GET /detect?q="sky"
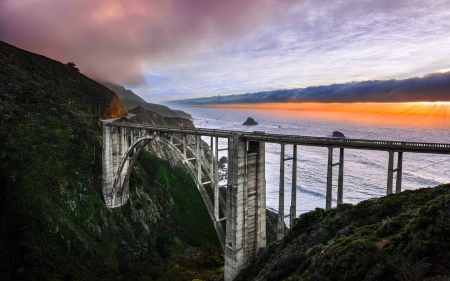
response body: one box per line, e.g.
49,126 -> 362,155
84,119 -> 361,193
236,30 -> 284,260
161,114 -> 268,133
1,0 -> 450,103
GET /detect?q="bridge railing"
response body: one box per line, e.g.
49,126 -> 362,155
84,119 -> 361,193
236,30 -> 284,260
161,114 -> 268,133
106,121 -> 450,153
242,132 -> 450,152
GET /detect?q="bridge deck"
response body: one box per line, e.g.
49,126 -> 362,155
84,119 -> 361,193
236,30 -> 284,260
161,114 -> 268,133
105,122 -> 450,154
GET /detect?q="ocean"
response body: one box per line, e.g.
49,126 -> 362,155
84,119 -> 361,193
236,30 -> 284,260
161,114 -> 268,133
170,105 -> 450,223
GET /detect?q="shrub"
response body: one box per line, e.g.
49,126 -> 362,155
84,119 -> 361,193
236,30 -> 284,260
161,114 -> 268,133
392,257 -> 431,281
134,201 -> 143,210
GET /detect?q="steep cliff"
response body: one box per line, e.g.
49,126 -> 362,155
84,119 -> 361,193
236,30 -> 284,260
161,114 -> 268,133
0,40 -> 222,280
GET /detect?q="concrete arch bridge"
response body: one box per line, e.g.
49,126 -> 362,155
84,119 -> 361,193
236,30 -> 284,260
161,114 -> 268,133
102,121 -> 450,281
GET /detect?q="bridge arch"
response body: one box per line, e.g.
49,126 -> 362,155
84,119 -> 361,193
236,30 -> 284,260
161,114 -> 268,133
109,135 -> 154,208
102,123 -> 226,248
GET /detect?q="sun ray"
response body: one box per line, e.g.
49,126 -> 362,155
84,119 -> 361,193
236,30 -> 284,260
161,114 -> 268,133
211,102 -> 450,128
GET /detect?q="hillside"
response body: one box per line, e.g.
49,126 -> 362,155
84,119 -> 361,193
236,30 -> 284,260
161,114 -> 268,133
235,184 -> 450,281
101,82 -> 192,119
127,106 -> 195,128
0,40 -> 222,280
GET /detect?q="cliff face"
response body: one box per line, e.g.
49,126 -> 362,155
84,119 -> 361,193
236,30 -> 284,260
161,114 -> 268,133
235,184 -> 450,281
0,41 -> 222,280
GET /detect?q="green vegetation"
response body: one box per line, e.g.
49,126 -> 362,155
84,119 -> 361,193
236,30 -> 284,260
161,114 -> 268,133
131,152 -> 219,247
0,40 -> 222,280
235,184 -> 450,281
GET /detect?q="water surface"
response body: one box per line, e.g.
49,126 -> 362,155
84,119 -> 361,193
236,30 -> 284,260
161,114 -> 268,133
171,104 -> 450,222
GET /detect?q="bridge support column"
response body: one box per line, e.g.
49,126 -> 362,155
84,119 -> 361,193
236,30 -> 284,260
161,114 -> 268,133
130,129 -> 134,149
395,152 -> 403,193
182,134 -> 186,159
214,137 -> 219,220
337,148 -> 344,205
326,147 -> 333,210
387,150 -> 394,195
112,127 -> 118,180
290,145 -> 297,228
196,135 -> 201,185
121,127 -> 130,199
225,134 -> 266,281
121,127 -> 131,206
326,147 -> 344,210
278,143 -> 285,240
116,127 -> 124,201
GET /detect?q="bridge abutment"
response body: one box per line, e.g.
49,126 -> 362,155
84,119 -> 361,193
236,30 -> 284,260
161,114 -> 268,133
102,125 -> 114,206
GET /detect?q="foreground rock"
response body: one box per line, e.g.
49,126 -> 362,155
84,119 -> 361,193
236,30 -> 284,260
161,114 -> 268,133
243,117 -> 258,125
332,131 -> 346,138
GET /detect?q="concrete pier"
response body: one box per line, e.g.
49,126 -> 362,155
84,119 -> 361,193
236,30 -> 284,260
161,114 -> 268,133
325,147 -> 345,210
278,143 -> 285,240
337,148 -> 344,205
224,134 -> 266,281
387,150 -> 395,195
396,152 -> 403,193
326,147 -> 334,210
214,137 -> 220,221
290,145 -> 297,228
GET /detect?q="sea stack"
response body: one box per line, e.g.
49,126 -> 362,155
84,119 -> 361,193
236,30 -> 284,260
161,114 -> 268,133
332,131 -> 346,138
243,117 -> 258,125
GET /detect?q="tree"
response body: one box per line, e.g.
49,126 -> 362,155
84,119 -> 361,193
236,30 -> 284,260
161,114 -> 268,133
65,62 -> 80,72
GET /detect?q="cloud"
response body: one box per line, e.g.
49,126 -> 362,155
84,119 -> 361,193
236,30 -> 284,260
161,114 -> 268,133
136,0 -> 450,102
166,71 -> 450,104
0,0 -> 293,85
2,0 -> 450,103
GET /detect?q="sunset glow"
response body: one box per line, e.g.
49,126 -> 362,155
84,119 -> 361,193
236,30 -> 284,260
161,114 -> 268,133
212,102 -> 450,127
2,1 -> 450,102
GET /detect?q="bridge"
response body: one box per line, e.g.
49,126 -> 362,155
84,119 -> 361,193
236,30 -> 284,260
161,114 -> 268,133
102,121 -> 450,281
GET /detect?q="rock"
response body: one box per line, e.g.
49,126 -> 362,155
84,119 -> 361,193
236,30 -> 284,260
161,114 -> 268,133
243,117 -> 258,125
332,131 -> 346,138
